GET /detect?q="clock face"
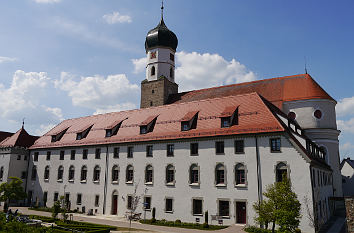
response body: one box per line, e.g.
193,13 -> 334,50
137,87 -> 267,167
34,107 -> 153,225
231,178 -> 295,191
150,51 -> 156,59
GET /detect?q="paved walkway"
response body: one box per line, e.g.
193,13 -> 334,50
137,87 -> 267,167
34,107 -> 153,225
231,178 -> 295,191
10,207 -> 246,233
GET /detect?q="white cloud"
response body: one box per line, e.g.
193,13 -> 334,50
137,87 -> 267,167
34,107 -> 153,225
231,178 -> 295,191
94,103 -> 136,115
55,72 -> 139,113
0,56 -> 17,63
103,12 -> 132,24
336,96 -> 354,117
132,57 -> 147,74
337,118 -> 354,134
34,0 -> 61,3
0,70 -> 63,130
132,51 -> 257,92
35,124 -> 57,136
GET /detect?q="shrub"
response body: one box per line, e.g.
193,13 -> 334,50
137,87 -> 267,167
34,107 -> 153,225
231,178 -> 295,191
175,219 -> 181,225
245,226 -> 272,233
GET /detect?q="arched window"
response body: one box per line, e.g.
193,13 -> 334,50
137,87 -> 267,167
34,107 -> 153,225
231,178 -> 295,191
235,163 -> 246,185
151,66 -> 156,76
112,165 -> 119,183
68,166 -> 75,181
170,67 -> 173,79
44,166 -> 50,180
166,164 -> 175,184
31,166 -> 37,181
126,165 -> 134,183
189,164 -> 199,185
93,166 -> 101,182
80,166 -> 87,182
145,165 -> 153,184
320,146 -> 328,163
0,167 -> 4,181
57,166 -> 64,181
276,162 -> 288,182
215,163 -> 226,185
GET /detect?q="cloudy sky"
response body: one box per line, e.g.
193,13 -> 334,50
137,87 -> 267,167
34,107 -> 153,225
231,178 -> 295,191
0,0 -> 354,159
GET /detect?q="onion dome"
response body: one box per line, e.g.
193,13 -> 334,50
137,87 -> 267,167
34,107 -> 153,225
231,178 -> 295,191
145,17 -> 178,53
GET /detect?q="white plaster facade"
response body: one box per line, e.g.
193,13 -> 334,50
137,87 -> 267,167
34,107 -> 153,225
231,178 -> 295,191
146,47 -> 175,83
341,159 -> 354,196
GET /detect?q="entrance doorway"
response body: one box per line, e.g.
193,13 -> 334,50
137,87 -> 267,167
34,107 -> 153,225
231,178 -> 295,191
236,202 -> 247,224
112,191 -> 118,215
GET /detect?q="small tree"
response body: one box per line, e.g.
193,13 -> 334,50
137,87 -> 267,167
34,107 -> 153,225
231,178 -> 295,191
52,200 -> 61,219
128,182 -> 142,231
0,177 -> 27,212
60,196 -> 68,221
254,177 -> 301,233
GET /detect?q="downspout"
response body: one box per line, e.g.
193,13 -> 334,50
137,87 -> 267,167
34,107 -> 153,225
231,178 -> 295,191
255,135 -> 263,202
103,146 -> 109,215
24,149 -> 31,205
309,165 -> 317,231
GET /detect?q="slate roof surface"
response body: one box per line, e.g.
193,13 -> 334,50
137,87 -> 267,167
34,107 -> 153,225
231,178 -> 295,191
167,74 -> 335,109
31,92 -> 285,149
0,127 -> 39,148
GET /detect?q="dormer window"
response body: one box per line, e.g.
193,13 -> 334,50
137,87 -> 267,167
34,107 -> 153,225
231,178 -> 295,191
76,125 -> 93,140
181,111 -> 199,131
51,128 -> 69,142
140,115 -> 158,134
219,106 -> 239,128
105,120 -> 123,138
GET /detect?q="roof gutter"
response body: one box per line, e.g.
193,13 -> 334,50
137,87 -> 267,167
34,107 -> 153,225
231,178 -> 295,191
103,146 -> 109,215
255,135 -> 263,203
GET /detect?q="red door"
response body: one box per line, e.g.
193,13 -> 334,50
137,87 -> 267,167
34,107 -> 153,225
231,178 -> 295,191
236,202 -> 246,224
112,195 -> 118,215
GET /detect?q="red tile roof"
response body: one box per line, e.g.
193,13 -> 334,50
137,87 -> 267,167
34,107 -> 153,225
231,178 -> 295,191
0,127 -> 39,148
0,131 -> 14,143
168,74 -> 335,109
31,92 -> 285,149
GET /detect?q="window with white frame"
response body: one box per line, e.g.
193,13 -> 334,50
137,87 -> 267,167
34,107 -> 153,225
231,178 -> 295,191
57,166 -> 64,181
126,165 -> 134,183
166,164 -> 175,184
68,166 -> 75,181
165,198 -> 173,212
218,200 -> 230,217
81,166 -> 87,182
44,166 -> 50,180
93,166 -> 100,182
189,164 -> 199,185
192,199 -> 203,215
276,162 -> 288,182
112,165 -> 119,183
235,163 -> 246,185
31,166 -> 37,181
145,165 -> 153,184
215,163 -> 226,185
0,167 -> 3,181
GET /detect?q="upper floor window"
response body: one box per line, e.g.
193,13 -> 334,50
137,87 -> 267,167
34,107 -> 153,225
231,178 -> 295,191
51,128 -> 68,143
181,111 -> 198,131
220,106 -> 239,128
170,67 -> 174,79
215,141 -> 225,154
31,166 -> 37,181
127,146 -> 134,158
95,148 -> 101,159
270,138 -> 281,152
113,147 -> 120,159
215,164 -> 226,185
235,140 -> 245,154
145,165 -> 153,184
0,167 -> 4,181
57,166 -> 64,181
190,143 -> 198,156
46,151 -> 51,161
68,166 -> 75,181
167,144 -> 174,157
105,121 -> 122,137
146,145 -> 153,157
166,164 -> 175,185
34,152 -> 39,162
76,125 -> 93,140
151,66 -> 156,76
126,165 -> 134,183
60,151 -> 65,160
71,150 -> 76,160
112,165 -> 119,183
189,164 -> 199,185
44,166 -> 50,180
140,116 -> 158,134
235,163 -> 246,185
93,166 -> 101,182
82,149 -> 88,160
276,162 -> 288,182
81,166 -> 87,182
170,53 -> 175,61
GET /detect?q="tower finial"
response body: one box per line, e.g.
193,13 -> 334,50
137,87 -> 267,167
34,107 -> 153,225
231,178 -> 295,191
304,56 -> 308,74
22,118 -> 25,129
161,0 -> 164,19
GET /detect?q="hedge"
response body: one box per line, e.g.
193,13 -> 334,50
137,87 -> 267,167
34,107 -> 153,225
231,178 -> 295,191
140,219 -> 227,230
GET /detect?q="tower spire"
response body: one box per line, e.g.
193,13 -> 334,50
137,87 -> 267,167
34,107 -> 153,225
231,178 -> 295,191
161,0 -> 164,19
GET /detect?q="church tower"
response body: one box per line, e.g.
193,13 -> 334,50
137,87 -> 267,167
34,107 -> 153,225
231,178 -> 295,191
140,3 -> 178,109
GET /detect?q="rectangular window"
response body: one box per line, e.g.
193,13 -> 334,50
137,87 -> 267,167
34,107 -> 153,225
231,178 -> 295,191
193,199 -> 203,215
34,152 -> 39,161
54,192 -> 59,202
83,149 -> 88,160
113,147 -> 119,158
146,145 -> 153,157
127,146 -> 134,158
190,143 -> 198,156
167,144 -> 174,157
170,53 -> 175,62
95,195 -> 99,207
127,195 -> 133,210
60,151 -> 65,160
181,122 -> 189,131
140,126 -> 148,134
43,192 -> 48,206
236,169 -> 246,185
17,155 -> 21,160
144,196 -> 151,210
71,150 -> 76,160
235,140 -> 244,154
221,117 -> 231,128
215,141 -> 224,154
165,198 -> 173,212
21,171 -> 27,179
270,138 -> 281,152
77,194 -> 82,205
218,200 -> 230,217
46,151 -> 51,161
95,148 -> 101,159
24,155 -> 27,161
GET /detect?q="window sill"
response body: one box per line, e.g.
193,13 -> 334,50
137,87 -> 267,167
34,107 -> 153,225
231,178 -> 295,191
77,203 -> 82,205
68,180 -> 74,183
216,184 -> 227,187
165,210 -> 174,214
57,179 -> 63,183
190,154 -> 199,156
235,184 -> 247,188
80,180 -> 87,183
189,183 -> 200,187
193,214 -> 203,217
44,179 -> 49,182
235,152 -> 245,154
167,154 -> 174,157
145,182 -> 153,185
112,181 -> 119,184
144,208 -> 151,212
93,180 -> 100,184
220,216 -> 231,219
126,181 -> 133,184
166,182 -> 175,186
270,150 -> 281,153
216,153 -> 225,155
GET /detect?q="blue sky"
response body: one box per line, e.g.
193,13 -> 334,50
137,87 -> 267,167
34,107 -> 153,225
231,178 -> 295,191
0,0 -> 353,159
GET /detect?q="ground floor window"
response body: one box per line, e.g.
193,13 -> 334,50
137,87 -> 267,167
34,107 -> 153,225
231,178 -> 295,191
144,196 -> 151,210
218,200 -> 230,217
95,195 -> 99,207
127,195 -> 133,210
192,199 -> 203,215
165,198 -> 173,212
77,194 -> 82,205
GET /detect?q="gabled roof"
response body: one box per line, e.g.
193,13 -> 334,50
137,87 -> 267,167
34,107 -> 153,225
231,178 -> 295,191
168,74 -> 335,109
30,92 -> 285,149
0,131 -> 14,143
341,158 -> 354,170
0,127 -> 38,148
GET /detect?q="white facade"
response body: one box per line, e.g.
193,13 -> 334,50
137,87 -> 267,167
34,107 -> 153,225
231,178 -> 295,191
146,47 -> 175,83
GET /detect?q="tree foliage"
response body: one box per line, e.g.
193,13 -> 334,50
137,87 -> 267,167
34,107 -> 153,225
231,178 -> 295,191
253,178 -> 301,233
0,177 -> 27,204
